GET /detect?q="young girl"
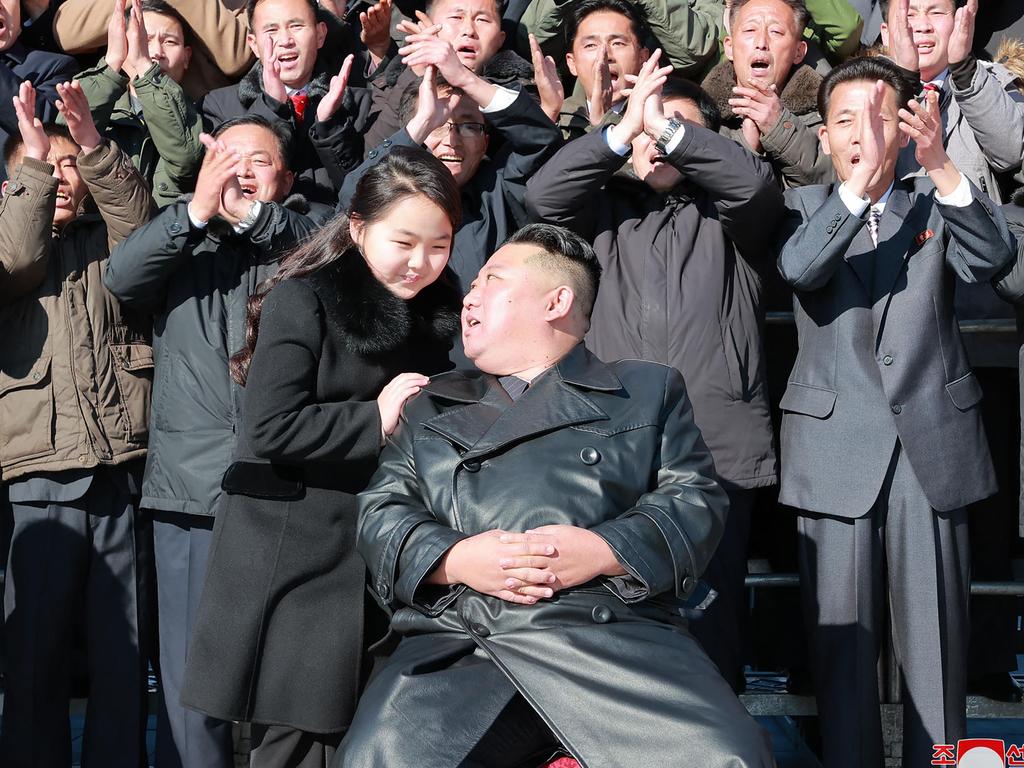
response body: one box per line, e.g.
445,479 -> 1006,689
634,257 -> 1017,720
181,147 -> 462,767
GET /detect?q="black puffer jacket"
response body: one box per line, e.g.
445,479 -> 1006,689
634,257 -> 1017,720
104,195 -> 332,517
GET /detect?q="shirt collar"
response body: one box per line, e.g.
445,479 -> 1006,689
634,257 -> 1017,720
872,182 -> 896,214
926,68 -> 949,90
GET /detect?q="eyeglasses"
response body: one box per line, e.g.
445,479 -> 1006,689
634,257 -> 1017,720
431,121 -> 487,139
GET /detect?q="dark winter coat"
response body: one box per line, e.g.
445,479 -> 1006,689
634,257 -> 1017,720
103,196 -> 332,517
526,126 -> 783,489
180,252 -> 460,733
343,345 -> 772,767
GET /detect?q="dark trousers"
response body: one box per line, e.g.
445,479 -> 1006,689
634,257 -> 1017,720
250,725 -> 344,768
0,465 -> 151,768
797,442 -> 970,768
152,511 -> 234,768
688,486 -> 755,693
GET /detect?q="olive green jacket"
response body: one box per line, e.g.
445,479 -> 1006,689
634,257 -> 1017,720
72,60 -> 203,206
0,141 -> 153,480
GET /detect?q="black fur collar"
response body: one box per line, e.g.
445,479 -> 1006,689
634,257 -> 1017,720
702,60 -> 822,120
237,58 -> 334,108
305,249 -> 462,356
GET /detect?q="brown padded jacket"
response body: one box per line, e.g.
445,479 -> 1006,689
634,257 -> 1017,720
0,141 -> 153,480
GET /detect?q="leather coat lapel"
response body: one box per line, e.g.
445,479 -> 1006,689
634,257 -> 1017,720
421,346 -> 620,458
421,375 -> 510,452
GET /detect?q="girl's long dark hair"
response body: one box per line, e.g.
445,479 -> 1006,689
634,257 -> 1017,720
230,146 -> 462,385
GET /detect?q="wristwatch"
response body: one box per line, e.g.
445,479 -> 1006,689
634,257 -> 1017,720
655,118 -> 683,154
235,201 -> 263,233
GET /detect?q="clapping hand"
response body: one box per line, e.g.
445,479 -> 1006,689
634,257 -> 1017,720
316,54 -> 354,123
360,0 -> 393,66
406,65 -> 452,143
260,35 -> 288,104
587,43 -> 613,126
190,134 -> 244,224
55,81 -> 102,153
12,81 -> 49,163
947,0 -> 977,65
529,32 -> 563,124
885,0 -> 919,73
729,79 -> 783,153
845,79 -> 888,200
125,1 -> 153,79
610,49 -> 673,147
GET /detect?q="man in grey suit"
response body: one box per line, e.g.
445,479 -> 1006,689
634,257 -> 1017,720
777,55 -> 1014,768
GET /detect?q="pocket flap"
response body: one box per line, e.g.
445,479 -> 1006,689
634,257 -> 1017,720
110,343 -> 155,372
0,353 -> 52,396
945,372 -> 983,411
779,382 -> 838,419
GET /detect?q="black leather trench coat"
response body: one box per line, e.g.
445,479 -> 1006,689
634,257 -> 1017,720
342,345 -> 774,767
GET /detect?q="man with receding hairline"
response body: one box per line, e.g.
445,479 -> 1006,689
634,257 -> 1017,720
338,223 -> 773,768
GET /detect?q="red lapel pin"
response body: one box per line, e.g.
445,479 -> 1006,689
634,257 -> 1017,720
915,229 -> 935,246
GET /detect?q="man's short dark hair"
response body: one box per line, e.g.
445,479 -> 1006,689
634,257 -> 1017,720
817,55 -> 917,122
246,0 -> 321,30
211,115 -> 293,165
425,0 -> 501,19
506,224 -> 603,321
566,0 -> 650,51
729,0 -> 810,36
4,124 -> 76,174
662,78 -> 722,132
138,0 -> 193,46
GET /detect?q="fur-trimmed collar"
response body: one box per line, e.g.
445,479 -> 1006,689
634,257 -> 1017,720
702,60 -> 822,121
305,250 -> 462,356
237,58 -> 334,108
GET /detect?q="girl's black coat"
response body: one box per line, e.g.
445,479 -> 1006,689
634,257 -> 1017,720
180,252 -> 460,732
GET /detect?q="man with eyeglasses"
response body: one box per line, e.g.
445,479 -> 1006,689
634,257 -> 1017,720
337,48 -> 561,365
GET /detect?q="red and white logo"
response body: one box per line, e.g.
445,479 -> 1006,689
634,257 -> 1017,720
933,740 -> 1011,766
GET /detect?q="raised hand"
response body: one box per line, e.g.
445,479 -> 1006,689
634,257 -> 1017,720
398,27 -> 466,86
587,43 -> 613,126
125,1 -> 153,79
529,32 -> 563,124
316,54 -> 355,123
105,0 -> 129,74
406,66 -> 451,143
260,35 -> 288,104
190,134 -> 242,223
55,81 -> 102,153
360,0 -> 393,65
729,79 -> 783,152
610,48 -> 672,147
899,89 -> 946,169
395,9 -> 434,38
12,81 -> 49,162
846,79 -> 888,200
885,0 -> 919,73
947,0 -> 977,64
377,372 -> 429,436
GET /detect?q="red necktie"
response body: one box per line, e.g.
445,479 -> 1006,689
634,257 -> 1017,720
289,92 -> 308,122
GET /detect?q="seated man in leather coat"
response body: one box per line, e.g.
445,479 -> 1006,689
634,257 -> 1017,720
337,224 -> 774,768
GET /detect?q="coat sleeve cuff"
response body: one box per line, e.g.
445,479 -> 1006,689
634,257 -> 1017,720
393,522 -> 469,614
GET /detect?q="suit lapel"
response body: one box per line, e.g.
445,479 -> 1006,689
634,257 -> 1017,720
872,188 -> 916,299
845,219 -> 876,294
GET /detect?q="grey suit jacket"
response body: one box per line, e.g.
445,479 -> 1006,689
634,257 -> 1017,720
776,180 -> 1013,518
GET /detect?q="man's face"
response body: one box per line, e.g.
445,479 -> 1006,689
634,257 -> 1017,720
431,0 -> 505,72
215,123 -> 294,203
349,193 -> 453,299
462,243 -> 560,374
247,0 -> 327,89
631,97 -> 705,193
0,0 -> 21,52
566,10 -> 648,105
725,0 -> 807,88
881,0 -> 955,82
5,137 -> 90,229
819,80 -> 906,184
143,11 -> 192,84
424,93 -> 488,188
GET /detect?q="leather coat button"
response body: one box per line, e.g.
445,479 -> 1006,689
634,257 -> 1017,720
463,459 -> 481,472
591,605 -> 612,623
681,576 -> 697,594
168,222 -> 182,234
471,622 -> 490,637
580,447 -> 600,465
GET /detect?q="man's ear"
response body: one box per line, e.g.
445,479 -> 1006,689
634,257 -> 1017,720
1,180 -> 8,196
724,36 -> 735,63
818,124 -> 832,155
794,39 -> 807,65
544,285 -> 576,322
899,129 -> 911,149
182,45 -> 193,72
315,21 -> 328,50
247,33 -> 261,61
566,51 -> 578,78
880,23 -> 890,48
281,169 -> 295,197
639,46 -> 650,65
